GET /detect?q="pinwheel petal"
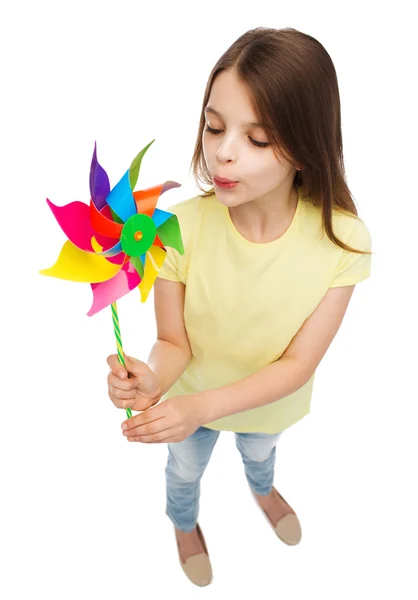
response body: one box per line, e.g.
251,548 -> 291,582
160,180 -> 181,196
129,140 -> 155,190
105,170 -> 136,222
133,181 -> 181,218
105,251 -> 128,265
100,204 -> 124,226
46,198 -> 121,255
91,236 -> 128,265
46,199 -> 95,251
87,262 -> 141,316
90,142 -> 110,211
130,255 -> 144,279
90,236 -> 122,257
90,199 -> 123,239
153,234 -> 165,249
156,214 -> 184,254
39,240 -> 124,282
138,245 -> 167,302
152,208 -> 173,228
133,185 -> 162,217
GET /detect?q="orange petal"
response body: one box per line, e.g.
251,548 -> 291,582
133,184 -> 163,217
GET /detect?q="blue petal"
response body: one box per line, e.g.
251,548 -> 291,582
152,208 -> 172,228
105,170 -> 137,222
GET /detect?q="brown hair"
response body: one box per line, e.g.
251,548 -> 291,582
190,27 -> 372,256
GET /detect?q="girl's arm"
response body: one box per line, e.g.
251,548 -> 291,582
197,355 -> 309,423
148,277 -> 192,398
147,339 -> 191,398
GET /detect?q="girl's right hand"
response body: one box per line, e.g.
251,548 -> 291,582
107,354 -> 162,412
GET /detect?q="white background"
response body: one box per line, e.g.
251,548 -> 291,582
1,0 -> 417,597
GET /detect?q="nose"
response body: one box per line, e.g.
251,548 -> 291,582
215,136 -> 237,164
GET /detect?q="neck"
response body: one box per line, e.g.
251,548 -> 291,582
228,185 -> 299,244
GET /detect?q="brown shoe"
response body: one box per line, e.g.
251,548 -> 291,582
254,486 -> 302,546
175,523 -> 213,586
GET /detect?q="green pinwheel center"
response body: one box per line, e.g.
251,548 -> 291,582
120,213 -> 156,257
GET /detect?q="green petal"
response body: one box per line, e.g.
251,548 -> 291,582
129,140 -> 155,190
157,215 -> 184,255
130,256 -> 144,279
109,206 -> 124,224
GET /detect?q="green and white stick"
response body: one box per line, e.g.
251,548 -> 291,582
111,301 -> 132,419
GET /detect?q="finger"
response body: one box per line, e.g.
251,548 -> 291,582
107,354 -> 120,370
123,418 -> 168,437
109,384 -> 136,400
109,393 -> 134,410
131,398 -> 157,411
108,372 -> 137,392
123,420 -> 180,442
126,426 -> 179,443
107,355 -> 127,379
124,356 -> 152,379
122,412 -> 166,434
122,402 -> 165,430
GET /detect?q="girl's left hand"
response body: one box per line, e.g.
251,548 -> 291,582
120,394 -> 205,443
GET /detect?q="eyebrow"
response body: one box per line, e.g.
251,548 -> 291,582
204,106 -> 269,129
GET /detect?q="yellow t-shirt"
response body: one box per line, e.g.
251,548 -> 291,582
156,189 -> 372,433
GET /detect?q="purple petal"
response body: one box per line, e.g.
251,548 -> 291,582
90,142 -> 110,211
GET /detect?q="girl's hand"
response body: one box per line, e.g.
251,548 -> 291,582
120,394 -> 204,443
107,354 -> 162,412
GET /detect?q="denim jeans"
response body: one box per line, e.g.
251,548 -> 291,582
165,425 -> 283,532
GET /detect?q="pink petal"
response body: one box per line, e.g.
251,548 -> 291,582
87,262 -> 141,316
46,199 -> 119,252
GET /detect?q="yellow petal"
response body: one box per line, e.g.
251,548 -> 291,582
91,236 -> 103,252
40,240 -> 122,283
138,245 -> 167,302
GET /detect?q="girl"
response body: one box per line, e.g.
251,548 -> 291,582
107,26 -> 372,587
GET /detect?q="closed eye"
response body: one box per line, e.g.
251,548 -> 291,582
204,125 -> 270,148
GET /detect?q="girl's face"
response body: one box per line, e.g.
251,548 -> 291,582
202,68 -> 298,207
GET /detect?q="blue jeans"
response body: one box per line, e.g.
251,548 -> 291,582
165,425 -> 283,532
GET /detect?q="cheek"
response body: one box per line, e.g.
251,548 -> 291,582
246,155 -> 283,186
201,134 -> 212,163
202,132 -> 216,155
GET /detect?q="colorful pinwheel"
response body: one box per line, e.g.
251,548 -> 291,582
40,140 -> 184,418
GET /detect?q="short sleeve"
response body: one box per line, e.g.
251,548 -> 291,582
158,244 -> 183,282
329,218 -> 372,287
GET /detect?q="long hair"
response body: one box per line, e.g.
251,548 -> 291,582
190,27 -> 372,255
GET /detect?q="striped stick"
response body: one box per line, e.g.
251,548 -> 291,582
111,301 -> 132,419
